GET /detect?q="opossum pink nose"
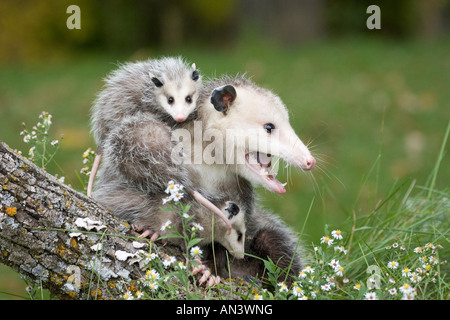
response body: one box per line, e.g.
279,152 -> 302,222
175,115 -> 187,122
304,156 -> 316,170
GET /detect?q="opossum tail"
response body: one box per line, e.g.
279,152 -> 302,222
192,190 -> 232,235
87,150 -> 102,197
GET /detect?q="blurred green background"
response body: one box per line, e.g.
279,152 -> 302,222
0,0 -> 449,299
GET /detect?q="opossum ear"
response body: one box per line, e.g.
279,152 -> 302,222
210,85 -> 237,114
225,202 -> 240,220
191,63 -> 199,81
192,70 -> 199,81
151,76 -> 164,88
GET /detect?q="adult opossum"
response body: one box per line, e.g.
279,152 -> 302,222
180,75 -> 315,282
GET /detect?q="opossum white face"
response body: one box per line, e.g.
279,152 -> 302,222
216,201 -> 246,259
208,83 -> 315,194
150,64 -> 200,122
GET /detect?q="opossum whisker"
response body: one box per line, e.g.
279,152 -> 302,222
307,170 -> 323,199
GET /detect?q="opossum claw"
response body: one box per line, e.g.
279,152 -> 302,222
138,229 -> 154,238
191,257 -> 219,287
192,191 -> 232,235
150,232 -> 159,242
199,269 -> 211,284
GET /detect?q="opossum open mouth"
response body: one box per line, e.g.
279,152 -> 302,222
245,152 -> 287,194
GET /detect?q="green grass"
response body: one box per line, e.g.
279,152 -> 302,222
0,37 -> 449,299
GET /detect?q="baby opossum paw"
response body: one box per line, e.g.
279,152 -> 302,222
191,257 -> 221,287
132,224 -> 160,242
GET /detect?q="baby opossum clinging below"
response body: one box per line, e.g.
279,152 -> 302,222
94,177 -> 252,262
89,56 -> 231,230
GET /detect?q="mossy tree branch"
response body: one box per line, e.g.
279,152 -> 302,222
0,141 -> 184,300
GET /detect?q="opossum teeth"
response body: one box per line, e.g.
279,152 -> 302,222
282,182 -> 287,187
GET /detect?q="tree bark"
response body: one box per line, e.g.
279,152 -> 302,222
0,141 -> 184,300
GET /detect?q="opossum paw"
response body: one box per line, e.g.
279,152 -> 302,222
132,224 -> 161,242
191,257 -> 221,287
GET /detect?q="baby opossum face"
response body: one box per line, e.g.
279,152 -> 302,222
151,66 -> 200,122
216,201 -> 246,259
208,82 -> 316,194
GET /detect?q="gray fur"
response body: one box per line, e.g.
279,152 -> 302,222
95,113 -> 195,195
95,166 -> 254,256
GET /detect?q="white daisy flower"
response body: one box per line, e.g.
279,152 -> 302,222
328,259 -> 340,270
331,229 -> 343,240
399,283 -> 414,295
387,261 -> 399,269
192,222 -> 204,231
402,293 -> 415,300
321,284 -> 332,291
291,286 -> 304,297
302,266 -> 315,273
190,246 -> 203,257
364,292 -> 377,300
123,291 -> 134,300
409,273 -> 422,283
320,236 -> 334,246
160,220 -> 172,231
402,268 -> 412,277
162,256 -> 176,268
278,282 -> 288,293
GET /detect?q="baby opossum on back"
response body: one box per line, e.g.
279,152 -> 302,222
91,56 -> 200,148
88,56 -> 201,197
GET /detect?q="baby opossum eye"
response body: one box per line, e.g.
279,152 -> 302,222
168,97 -> 174,104
185,96 -> 192,103
264,123 -> 275,134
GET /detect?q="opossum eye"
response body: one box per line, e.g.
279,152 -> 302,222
237,232 -> 243,242
264,123 -> 275,133
168,97 -> 174,104
185,96 -> 192,103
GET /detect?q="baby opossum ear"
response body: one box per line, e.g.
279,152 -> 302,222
192,70 -> 199,81
210,85 -> 237,114
225,202 -> 240,219
191,63 -> 199,81
150,75 -> 164,88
